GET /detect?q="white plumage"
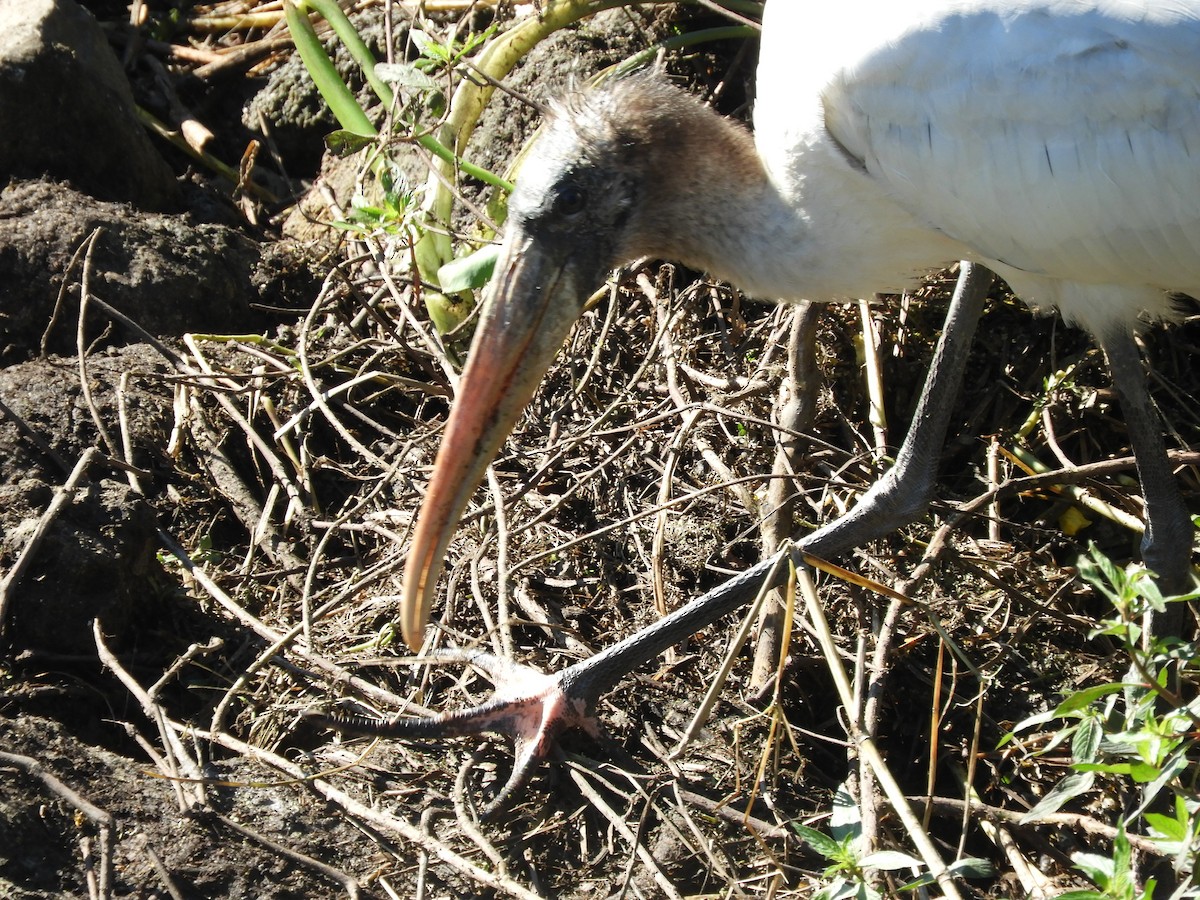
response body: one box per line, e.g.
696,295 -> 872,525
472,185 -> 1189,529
755,0 -> 1200,327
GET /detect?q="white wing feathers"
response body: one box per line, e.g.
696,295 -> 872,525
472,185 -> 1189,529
820,2 -> 1200,292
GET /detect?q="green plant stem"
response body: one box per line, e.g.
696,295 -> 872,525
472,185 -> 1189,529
286,0 -> 510,194
313,0 -> 527,189
300,0 -> 396,108
282,0 -> 376,137
418,0 -> 673,278
414,133 -> 513,192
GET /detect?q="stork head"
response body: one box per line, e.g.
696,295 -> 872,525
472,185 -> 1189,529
399,75 -> 759,649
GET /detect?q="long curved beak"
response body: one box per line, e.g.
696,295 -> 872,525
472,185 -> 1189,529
399,233 -> 597,650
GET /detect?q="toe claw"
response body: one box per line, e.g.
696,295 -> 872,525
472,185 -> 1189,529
315,648 -> 600,817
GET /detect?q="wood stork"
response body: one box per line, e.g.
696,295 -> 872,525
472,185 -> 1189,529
325,0 -> 1198,815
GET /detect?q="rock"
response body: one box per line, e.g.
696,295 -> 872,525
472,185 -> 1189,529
1,477 -> 166,656
0,346 -> 173,654
0,180 -> 269,364
0,0 -> 178,210
0,346 -> 173,492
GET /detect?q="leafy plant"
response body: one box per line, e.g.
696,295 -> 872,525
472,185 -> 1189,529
281,0 -> 512,333
281,0 -> 759,334
1057,828 -> 1157,900
1004,545 -> 1199,895
331,165 -> 420,245
792,783 -> 989,899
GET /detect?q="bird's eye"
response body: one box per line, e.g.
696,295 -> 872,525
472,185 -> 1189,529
554,184 -> 587,216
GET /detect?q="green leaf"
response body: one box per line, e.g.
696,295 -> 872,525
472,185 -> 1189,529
1075,762 -> 1138,775
1054,683 -> 1128,715
1127,760 -> 1165,783
438,244 -> 500,293
897,873 -> 935,892
1079,543 -> 1127,603
792,824 -> 844,861
899,856 -> 995,892
373,62 -> 441,92
409,28 -> 440,58
946,857 -> 994,879
1070,850 -> 1115,885
1128,745 -> 1190,818
1003,707 -> 1058,742
1143,812 -> 1187,842
1136,572 -> 1167,611
814,877 -> 858,900
1071,714 -> 1102,763
859,850 -> 921,871
1021,772 -> 1095,822
324,129 -> 377,157
1111,828 -> 1133,886
830,782 -> 862,843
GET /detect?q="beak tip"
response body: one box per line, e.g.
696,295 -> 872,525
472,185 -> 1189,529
399,594 -> 427,652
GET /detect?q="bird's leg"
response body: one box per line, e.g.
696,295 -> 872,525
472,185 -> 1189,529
799,262 -> 994,560
313,265 -> 998,818
546,264 -> 997,699
1094,326 -> 1194,634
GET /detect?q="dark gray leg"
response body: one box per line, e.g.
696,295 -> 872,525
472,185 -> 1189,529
1095,326 -> 1193,621
801,262 -> 994,559
574,262 -> 996,691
